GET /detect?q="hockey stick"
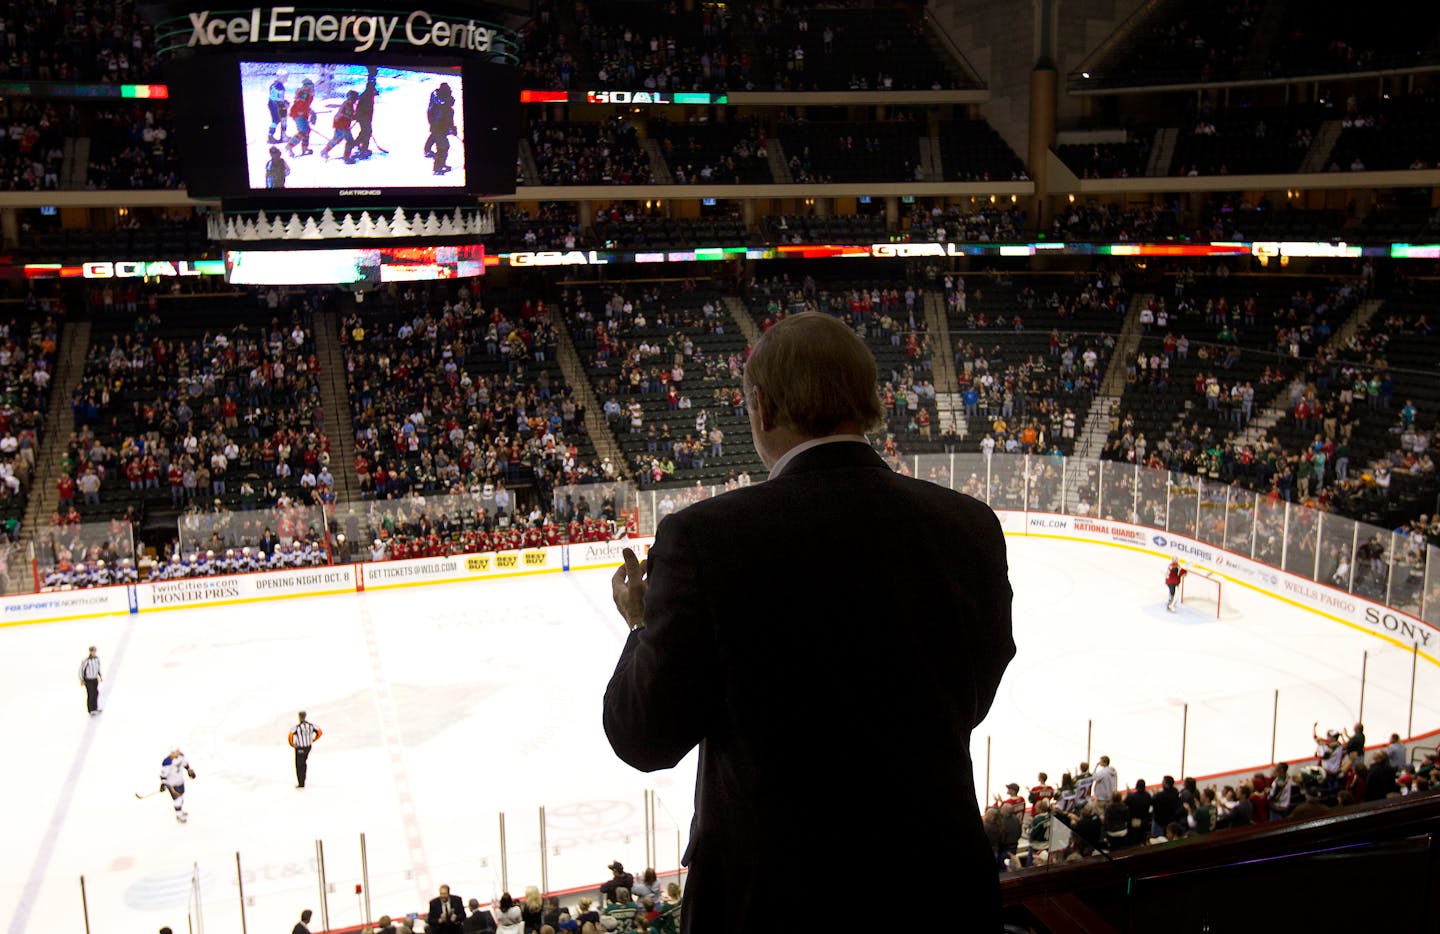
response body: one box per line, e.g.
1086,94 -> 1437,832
135,789 -> 165,799
361,128 -> 388,155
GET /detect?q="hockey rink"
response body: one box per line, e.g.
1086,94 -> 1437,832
3,535 -> 1439,934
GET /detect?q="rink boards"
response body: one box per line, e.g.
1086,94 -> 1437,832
0,538 -> 652,627
4,516 -> 1437,658
997,510 -> 1438,656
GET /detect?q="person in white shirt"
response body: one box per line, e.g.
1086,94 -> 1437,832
158,748 -> 196,822
1092,755 -> 1118,803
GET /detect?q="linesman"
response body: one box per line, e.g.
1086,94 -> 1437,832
79,646 -> 102,715
289,711 -> 322,788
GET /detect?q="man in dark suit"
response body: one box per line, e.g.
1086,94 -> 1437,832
605,312 -> 1015,933
427,884 -> 465,934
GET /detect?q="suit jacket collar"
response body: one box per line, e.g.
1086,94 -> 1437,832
770,438 -> 886,478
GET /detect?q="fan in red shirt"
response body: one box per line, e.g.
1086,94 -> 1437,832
1029,773 -> 1056,811
1165,559 -> 1187,613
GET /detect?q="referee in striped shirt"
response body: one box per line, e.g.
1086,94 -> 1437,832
288,711 -> 322,788
79,646 -> 102,715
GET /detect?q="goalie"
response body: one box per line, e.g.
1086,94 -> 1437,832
1164,558 -> 1187,613
159,747 -> 197,823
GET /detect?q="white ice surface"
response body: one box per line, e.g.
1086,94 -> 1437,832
3,536 -> 1437,934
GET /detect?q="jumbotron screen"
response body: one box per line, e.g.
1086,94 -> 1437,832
240,60 -> 466,190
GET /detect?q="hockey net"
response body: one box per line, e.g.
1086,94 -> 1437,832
1179,566 -> 1223,618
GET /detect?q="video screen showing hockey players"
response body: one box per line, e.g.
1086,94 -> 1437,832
239,60 -> 466,191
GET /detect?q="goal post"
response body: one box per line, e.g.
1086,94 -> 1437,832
1179,566 -> 1223,618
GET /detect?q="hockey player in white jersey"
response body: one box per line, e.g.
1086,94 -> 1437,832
159,748 -> 196,822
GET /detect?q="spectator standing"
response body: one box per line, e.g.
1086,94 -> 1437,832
292,910 -> 313,934
1386,733 -> 1407,771
600,861 -> 633,902
1366,749 -> 1399,801
1092,755 -> 1118,803
495,894 -> 523,934
1151,775 -> 1180,836
428,885 -> 466,934
604,312 -> 1014,931
462,899 -> 495,933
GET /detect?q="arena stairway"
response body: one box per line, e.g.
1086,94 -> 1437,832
923,289 -> 965,437
1234,295 -> 1385,448
21,320 -> 90,541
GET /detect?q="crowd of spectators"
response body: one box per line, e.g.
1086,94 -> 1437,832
342,282 -> 606,505
571,283 -> 752,487
1081,1 -> 1262,88
908,204 -> 1026,242
496,203 -> 585,253
987,725 -> 1436,871
527,117 -> 654,187
778,112 -> 923,184
1051,203 -> 1182,242
1269,0 -> 1440,78
0,309 -> 62,524
0,0 -> 160,83
336,488 -> 630,565
746,272 -> 940,462
950,271 -> 1127,458
85,104 -> 181,190
1056,138 -> 1152,179
65,298 -> 332,522
0,100 -> 68,191
1096,272 -> 1421,529
653,117 -> 772,185
575,2 -> 747,93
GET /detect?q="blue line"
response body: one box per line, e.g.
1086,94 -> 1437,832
6,611 -> 139,934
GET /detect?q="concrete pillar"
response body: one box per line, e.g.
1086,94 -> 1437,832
0,209 -> 18,251
814,197 -> 831,219
885,196 -> 899,231
1027,64 -> 1057,234
579,200 -> 594,233
743,199 -> 756,229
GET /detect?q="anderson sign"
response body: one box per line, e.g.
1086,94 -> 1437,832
184,7 -> 498,54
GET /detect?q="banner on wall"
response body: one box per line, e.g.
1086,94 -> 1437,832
0,587 -> 131,625
139,564 -> 357,610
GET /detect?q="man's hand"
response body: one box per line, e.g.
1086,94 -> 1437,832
611,547 -> 648,631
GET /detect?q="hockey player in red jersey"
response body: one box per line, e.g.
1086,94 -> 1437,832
286,78 -> 317,157
1165,559 -> 1187,612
